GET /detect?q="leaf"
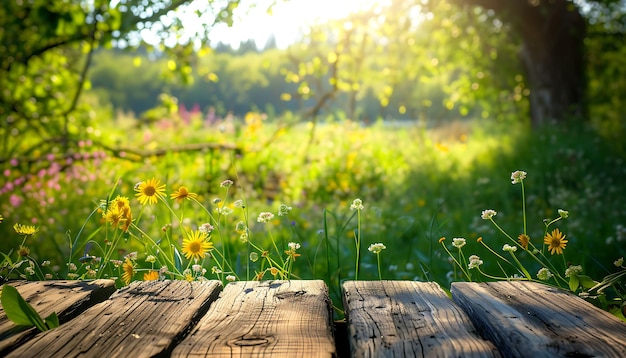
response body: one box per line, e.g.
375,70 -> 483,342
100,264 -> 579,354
1,285 -> 46,331
569,275 -> 580,292
44,312 -> 60,330
173,245 -> 183,273
578,275 -> 599,290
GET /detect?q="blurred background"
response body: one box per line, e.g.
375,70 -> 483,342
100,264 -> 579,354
1,0 -> 625,295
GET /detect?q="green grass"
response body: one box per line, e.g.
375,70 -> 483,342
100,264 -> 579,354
1,114 -> 625,317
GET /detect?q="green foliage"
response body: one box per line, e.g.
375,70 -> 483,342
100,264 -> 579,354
1,285 -> 59,332
0,0 -> 240,167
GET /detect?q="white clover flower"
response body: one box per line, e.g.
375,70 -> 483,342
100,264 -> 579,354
25,266 -> 35,275
199,223 -> 215,234
110,259 -> 123,268
481,209 -> 497,220
288,242 -> 301,251
614,257 -> 624,267
234,199 -> 245,208
502,244 -> 518,253
565,265 -> 583,278
44,273 -> 53,279
537,267 -> 553,281
226,275 -> 236,282
67,273 -> 79,279
468,255 -> 483,270
41,260 -> 50,267
145,255 -> 156,264
368,243 -> 386,254
511,170 -> 527,184
257,212 -> 275,223
350,198 -> 364,211
452,238 -> 466,249
192,264 -> 203,273
217,207 -> 233,216
558,209 -> 569,219
68,262 -> 77,272
278,204 -> 292,216
220,179 -> 233,188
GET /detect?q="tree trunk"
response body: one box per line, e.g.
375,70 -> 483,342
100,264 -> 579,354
452,0 -> 587,126
516,1 -> 587,126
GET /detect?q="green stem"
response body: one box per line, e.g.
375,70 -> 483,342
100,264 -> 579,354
355,209 -> 361,280
521,180 -> 527,235
376,253 -> 382,280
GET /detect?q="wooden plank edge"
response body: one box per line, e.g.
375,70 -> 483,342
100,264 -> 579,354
0,279 -> 116,356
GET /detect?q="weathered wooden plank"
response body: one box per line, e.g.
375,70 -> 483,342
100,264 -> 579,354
5,280 -> 222,358
342,280 -> 500,357
172,280 -> 336,357
451,281 -> 626,357
0,280 -> 116,355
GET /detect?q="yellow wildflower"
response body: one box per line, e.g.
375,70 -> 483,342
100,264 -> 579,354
544,228 -> 568,255
134,178 -> 166,205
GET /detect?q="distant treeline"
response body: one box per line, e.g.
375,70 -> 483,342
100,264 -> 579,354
87,43 -> 462,122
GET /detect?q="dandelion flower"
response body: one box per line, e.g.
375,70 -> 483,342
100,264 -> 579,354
122,258 -> 135,285
537,267 -> 553,281
368,243 -> 386,254
182,230 -> 213,261
544,228 -> 568,255
481,209 -> 497,220
511,170 -> 527,184
170,186 -> 197,203
350,198 -> 364,211
518,234 -> 530,250
13,223 -> 38,235
143,270 -> 159,281
134,178 -> 166,205
452,238 -> 466,249
104,206 -> 126,229
110,195 -> 130,211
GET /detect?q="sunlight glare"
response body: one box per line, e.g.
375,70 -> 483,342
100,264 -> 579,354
207,0 -> 386,48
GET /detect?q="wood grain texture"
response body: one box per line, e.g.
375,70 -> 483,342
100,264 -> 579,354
5,280 -> 222,358
342,280 -> 500,357
172,280 -> 336,357
451,281 -> 626,357
0,280 -> 115,355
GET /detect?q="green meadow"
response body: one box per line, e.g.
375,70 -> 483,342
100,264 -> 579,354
2,112 -> 625,316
